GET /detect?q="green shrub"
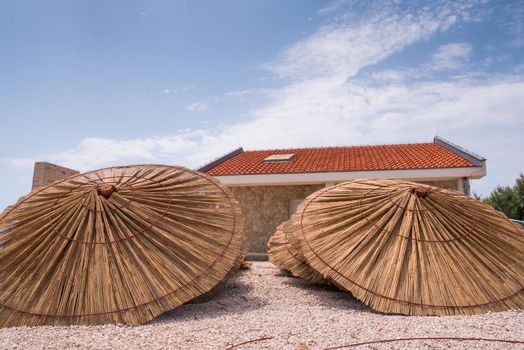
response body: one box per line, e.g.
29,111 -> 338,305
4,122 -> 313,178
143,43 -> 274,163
483,174 -> 524,220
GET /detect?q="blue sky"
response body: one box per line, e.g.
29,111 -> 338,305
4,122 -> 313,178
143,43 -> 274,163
1,0 -> 523,210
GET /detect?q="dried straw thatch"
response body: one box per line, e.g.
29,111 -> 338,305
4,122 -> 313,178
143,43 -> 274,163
239,253 -> 253,270
0,165 -> 243,327
269,179 -> 524,316
268,221 -> 326,284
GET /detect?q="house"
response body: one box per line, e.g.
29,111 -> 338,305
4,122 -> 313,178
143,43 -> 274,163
28,136 -> 486,260
198,137 -> 486,259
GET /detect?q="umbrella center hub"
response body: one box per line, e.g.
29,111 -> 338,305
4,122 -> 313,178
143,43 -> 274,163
97,184 -> 117,199
413,187 -> 429,198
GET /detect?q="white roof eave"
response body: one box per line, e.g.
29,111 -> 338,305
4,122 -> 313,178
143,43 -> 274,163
212,164 -> 486,186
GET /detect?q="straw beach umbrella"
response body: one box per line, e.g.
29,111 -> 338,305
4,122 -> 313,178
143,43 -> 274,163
268,221 -> 326,284
0,165 -> 243,327
289,179 -> 524,316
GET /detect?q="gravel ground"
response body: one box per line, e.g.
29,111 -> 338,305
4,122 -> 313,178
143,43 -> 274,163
1,262 -> 523,350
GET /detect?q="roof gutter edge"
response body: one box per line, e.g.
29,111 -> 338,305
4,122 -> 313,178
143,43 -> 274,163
433,136 -> 486,166
197,147 -> 244,173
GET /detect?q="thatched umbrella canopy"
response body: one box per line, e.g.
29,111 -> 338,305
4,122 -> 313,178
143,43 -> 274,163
0,165 -> 243,327
293,179 -> 524,316
268,221 -> 326,284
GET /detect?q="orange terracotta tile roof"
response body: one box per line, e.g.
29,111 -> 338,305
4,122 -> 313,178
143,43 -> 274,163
204,143 -> 476,176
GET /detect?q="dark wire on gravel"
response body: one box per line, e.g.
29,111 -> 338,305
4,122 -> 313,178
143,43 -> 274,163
225,336 -> 273,349
322,336 -> 524,349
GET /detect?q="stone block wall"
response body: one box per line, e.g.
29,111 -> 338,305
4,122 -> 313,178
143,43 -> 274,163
416,179 -> 458,191
32,162 -> 80,190
230,185 -> 323,255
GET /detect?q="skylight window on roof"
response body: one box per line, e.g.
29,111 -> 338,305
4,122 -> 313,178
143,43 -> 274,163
263,153 -> 295,162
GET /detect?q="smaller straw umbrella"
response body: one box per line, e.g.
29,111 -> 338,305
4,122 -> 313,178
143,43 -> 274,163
268,221 -> 326,284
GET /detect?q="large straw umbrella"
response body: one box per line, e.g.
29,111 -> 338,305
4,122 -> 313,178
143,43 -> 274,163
0,165 -> 243,327
292,179 -> 524,316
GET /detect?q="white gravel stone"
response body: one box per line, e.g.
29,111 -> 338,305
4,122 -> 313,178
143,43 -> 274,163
1,262 -> 523,349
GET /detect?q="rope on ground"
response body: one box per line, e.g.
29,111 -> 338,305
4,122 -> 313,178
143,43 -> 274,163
322,336 -> 524,349
225,336 -> 273,349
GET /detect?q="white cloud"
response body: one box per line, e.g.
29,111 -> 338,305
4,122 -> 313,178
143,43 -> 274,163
263,1 -> 482,81
5,133 -> 205,171
226,89 -> 262,97
3,158 -> 34,169
430,42 -> 473,70
318,0 -> 350,15
162,84 -> 196,95
186,102 -> 208,112
500,1 -> 524,47
180,84 -> 196,92
12,74 -> 521,180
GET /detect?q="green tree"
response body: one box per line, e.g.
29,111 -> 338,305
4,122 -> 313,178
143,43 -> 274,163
483,174 -> 524,220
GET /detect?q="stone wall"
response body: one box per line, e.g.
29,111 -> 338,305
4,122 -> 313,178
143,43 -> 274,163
32,162 -> 79,190
231,185 -> 323,255
416,179 -> 459,191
